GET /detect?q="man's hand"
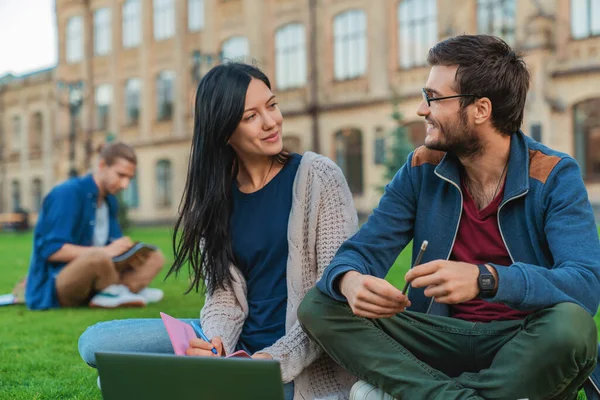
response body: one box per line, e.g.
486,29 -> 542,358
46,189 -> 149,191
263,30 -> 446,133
104,236 -> 134,258
405,260 -> 480,304
186,336 -> 224,357
251,352 -> 273,360
339,271 -> 411,318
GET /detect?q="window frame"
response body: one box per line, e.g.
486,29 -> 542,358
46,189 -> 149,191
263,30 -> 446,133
275,23 -> 307,90
397,0 -> 438,69
93,8 -> 112,56
333,9 -> 368,81
153,0 -> 176,41
123,0 -> 141,48
66,16 -> 84,64
476,0 -> 516,47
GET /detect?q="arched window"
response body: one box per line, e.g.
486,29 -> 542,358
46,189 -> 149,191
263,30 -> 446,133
573,98 -> 600,181
32,178 -> 43,212
221,36 -> 249,62
156,159 -> 172,207
275,24 -> 307,90
335,128 -> 364,194
333,9 -> 367,80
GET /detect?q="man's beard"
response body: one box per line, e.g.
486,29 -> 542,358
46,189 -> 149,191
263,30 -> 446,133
425,108 -> 483,158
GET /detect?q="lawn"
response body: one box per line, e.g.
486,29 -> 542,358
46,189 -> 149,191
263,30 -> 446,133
0,227 -> 597,399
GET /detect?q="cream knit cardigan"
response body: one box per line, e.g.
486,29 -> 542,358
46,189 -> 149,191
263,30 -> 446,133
200,152 -> 359,399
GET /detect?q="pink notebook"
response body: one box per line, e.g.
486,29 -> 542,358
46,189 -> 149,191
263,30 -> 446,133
160,312 -> 251,358
160,312 -> 197,356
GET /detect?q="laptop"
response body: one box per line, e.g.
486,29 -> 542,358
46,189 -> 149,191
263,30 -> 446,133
96,352 -> 285,400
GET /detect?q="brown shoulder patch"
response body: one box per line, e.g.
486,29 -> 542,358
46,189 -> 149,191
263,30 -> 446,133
411,146 -> 446,167
529,149 -> 562,184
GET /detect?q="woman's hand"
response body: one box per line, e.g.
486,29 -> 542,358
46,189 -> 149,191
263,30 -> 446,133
251,352 -> 273,360
186,336 -> 224,357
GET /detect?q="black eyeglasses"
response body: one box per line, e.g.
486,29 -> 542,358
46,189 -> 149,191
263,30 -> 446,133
421,88 -> 479,107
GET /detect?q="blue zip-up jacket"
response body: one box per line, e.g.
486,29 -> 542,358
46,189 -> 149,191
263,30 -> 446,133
317,131 -> 600,396
25,174 -> 122,310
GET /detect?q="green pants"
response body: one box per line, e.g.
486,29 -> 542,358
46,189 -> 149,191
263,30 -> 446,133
298,288 -> 598,400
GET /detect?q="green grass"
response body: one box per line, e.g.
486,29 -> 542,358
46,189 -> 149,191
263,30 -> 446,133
0,229 -> 597,398
0,227 -> 204,399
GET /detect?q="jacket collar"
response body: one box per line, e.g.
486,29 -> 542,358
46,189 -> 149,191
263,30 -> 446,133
434,130 -> 530,201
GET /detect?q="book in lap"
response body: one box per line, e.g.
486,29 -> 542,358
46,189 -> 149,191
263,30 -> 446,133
112,242 -> 157,269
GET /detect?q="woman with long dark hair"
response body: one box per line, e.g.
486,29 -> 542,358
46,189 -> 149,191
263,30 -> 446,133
78,63 -> 358,399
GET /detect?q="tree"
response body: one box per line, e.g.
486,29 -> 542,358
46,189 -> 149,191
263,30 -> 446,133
380,103 -> 414,192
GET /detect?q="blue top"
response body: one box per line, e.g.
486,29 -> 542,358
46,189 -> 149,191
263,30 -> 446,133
25,174 -> 123,310
230,153 -> 302,354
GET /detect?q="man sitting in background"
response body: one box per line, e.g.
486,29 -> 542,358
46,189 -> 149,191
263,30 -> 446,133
26,142 -> 165,310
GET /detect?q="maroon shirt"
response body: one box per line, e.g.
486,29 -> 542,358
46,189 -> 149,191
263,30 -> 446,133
449,176 -> 532,323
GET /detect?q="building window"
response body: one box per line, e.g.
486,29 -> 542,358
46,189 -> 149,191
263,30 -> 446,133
530,123 -> 542,142
477,0 -> 516,46
125,78 -> 141,126
156,71 -> 175,121
123,0 -> 141,48
334,9 -> 367,81
574,98 -> 600,181
188,0 -> 205,31
282,135 -> 302,154
398,0 -> 437,69
221,36 -> 249,62
571,0 -> 600,39
11,180 -> 21,211
156,159 -> 172,208
31,178 -> 43,213
12,116 -> 21,151
31,112 -> 43,153
95,84 -> 112,131
122,174 -> 139,209
374,127 -> 386,165
94,8 -> 112,55
66,16 -> 83,63
275,23 -> 307,90
154,0 -> 175,40
335,128 -> 364,194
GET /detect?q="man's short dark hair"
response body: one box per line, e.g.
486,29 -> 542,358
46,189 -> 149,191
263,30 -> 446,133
427,34 -> 530,135
99,142 -> 137,166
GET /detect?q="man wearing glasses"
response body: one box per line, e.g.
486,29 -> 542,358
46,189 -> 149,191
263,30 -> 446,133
299,35 -> 600,399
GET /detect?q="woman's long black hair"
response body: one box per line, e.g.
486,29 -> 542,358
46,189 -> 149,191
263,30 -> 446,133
168,62 -> 288,295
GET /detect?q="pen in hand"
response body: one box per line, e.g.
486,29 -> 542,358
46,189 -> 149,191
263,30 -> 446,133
402,240 -> 428,295
191,321 -> 219,355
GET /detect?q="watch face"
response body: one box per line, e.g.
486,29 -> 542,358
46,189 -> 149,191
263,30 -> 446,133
480,275 -> 494,288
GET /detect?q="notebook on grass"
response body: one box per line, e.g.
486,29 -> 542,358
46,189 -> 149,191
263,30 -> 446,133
160,312 -> 250,358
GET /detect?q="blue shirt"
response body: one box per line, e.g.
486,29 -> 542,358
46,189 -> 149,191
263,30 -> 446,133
25,174 -> 123,310
230,154 -> 301,354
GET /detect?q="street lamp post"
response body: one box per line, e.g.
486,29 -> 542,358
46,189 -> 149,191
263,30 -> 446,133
56,80 -> 85,178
